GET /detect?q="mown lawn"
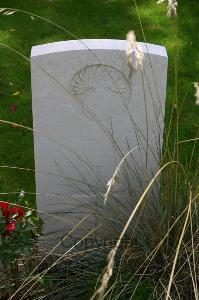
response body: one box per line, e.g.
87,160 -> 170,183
0,0 -> 198,206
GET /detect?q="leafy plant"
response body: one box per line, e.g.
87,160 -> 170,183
0,200 -> 42,267
0,199 -> 42,298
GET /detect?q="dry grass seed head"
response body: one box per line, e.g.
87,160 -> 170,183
126,30 -> 144,78
104,148 -> 140,205
90,248 -> 116,300
157,0 -> 178,18
194,82 -> 199,106
104,175 -> 120,205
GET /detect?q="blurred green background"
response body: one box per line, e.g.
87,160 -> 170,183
0,0 -> 198,206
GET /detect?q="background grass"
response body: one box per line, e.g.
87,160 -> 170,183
0,0 -> 198,207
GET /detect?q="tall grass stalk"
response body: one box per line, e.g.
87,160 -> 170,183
90,161 -> 178,300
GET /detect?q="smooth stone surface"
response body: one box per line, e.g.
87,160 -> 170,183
31,39 -> 168,249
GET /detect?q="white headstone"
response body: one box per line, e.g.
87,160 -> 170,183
31,39 -> 167,248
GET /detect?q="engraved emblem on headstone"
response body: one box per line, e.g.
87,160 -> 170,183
68,64 -> 131,120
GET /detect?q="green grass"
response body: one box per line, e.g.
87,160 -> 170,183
0,0 -> 198,207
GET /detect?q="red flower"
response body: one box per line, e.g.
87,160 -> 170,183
0,201 -> 9,210
5,220 -> 16,232
0,201 -> 10,217
2,209 -> 11,218
10,207 -> 24,218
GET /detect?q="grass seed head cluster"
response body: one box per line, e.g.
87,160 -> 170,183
157,0 -> 178,18
126,30 -> 144,78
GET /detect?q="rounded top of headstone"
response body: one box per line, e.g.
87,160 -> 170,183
31,39 -> 167,58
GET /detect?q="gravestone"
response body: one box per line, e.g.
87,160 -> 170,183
31,39 -> 167,249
